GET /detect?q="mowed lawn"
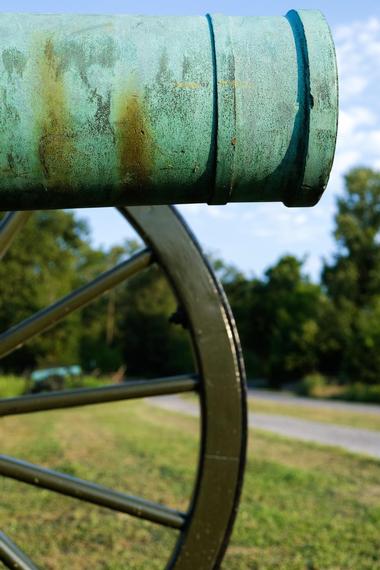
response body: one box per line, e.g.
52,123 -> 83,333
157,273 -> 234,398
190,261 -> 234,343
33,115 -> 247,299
1,400 -> 379,569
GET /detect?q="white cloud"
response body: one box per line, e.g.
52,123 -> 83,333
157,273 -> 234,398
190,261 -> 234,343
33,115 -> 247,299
207,206 -> 234,220
330,17 -> 380,189
180,203 -> 203,216
337,107 -> 376,139
334,17 -> 380,104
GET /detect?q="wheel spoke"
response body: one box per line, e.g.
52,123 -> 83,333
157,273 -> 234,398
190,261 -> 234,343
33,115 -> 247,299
0,249 -> 153,358
0,374 -> 199,417
0,455 -> 186,529
0,531 -> 40,570
0,212 -> 31,260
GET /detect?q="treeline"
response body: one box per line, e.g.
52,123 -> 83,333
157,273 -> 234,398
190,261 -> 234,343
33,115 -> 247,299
0,214 -> 193,378
1,167 -> 380,388
225,168 -> 380,387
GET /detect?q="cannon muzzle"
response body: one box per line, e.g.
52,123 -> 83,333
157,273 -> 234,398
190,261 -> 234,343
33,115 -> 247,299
0,10 -> 338,211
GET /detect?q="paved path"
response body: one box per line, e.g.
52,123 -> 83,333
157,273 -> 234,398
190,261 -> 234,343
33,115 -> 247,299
147,395 -> 380,459
247,388 -> 380,414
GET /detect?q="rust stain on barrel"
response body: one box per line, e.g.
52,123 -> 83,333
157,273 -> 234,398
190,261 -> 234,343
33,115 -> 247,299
38,38 -> 75,189
116,91 -> 153,189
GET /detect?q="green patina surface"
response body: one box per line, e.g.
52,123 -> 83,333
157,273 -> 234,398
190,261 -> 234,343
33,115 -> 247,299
0,10 -> 338,210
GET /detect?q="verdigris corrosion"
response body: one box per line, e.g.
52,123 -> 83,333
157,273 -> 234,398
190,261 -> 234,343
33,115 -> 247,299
0,10 -> 338,210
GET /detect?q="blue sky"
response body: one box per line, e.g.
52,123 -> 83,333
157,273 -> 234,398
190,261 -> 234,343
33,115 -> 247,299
6,1 -> 380,279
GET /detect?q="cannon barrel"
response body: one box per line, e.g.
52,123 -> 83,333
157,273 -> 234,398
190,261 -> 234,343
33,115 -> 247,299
0,10 -> 338,211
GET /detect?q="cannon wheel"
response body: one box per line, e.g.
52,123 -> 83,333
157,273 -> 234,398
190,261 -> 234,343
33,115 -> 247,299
0,205 -> 247,570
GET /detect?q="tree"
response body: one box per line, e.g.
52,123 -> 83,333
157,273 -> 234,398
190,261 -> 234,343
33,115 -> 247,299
116,263 -> 194,378
77,244 -> 127,374
0,211 -> 91,372
321,168 -> 380,383
222,255 -> 323,385
256,256 -> 322,385
323,168 -> 380,305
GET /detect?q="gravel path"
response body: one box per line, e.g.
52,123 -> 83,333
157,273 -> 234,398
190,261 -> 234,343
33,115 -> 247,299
247,388 -> 380,414
147,395 -> 380,459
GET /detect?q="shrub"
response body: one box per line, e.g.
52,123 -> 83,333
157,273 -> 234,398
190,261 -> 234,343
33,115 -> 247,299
64,375 -> 115,390
342,383 -> 380,404
0,374 -> 117,398
297,373 -> 327,397
0,375 -> 30,398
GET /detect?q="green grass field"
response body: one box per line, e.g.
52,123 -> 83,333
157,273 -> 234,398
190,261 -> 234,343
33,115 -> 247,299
1,400 -> 379,569
248,398 -> 380,431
